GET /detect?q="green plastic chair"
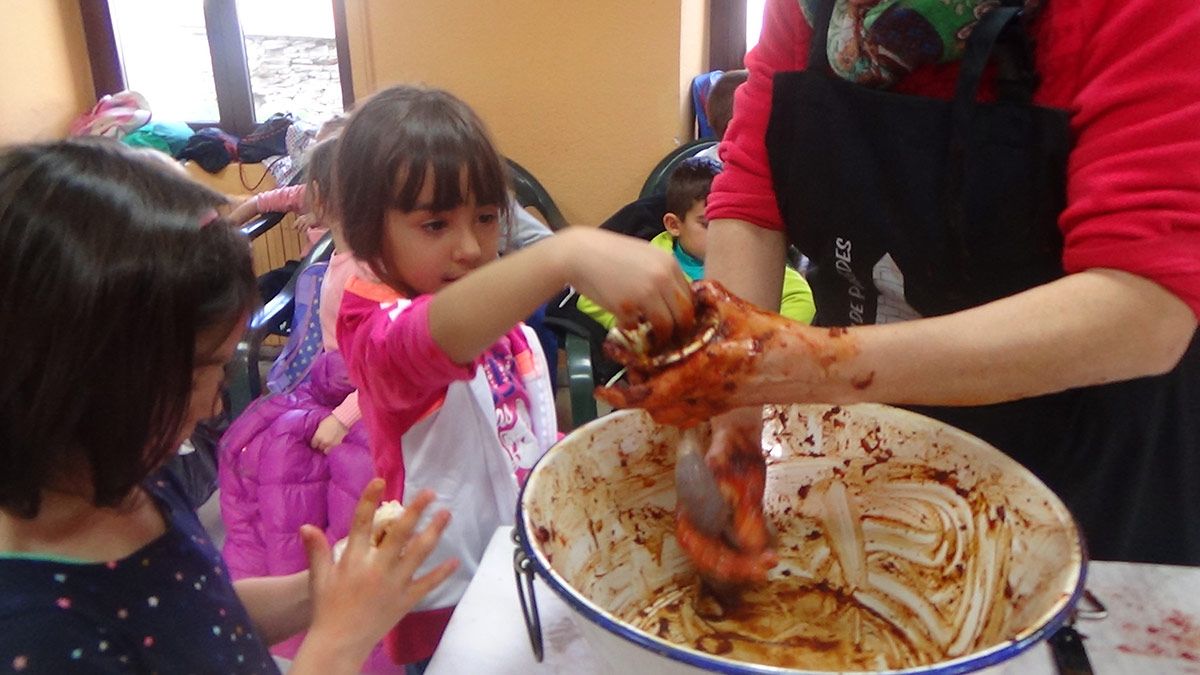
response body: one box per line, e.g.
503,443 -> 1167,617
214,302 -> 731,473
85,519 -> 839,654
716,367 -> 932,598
505,158 -> 606,427
507,157 -> 568,231
225,232 -> 335,418
638,139 -> 717,199
564,332 -> 598,426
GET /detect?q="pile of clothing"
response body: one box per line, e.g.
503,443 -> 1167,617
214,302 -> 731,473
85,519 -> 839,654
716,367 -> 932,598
69,89 -> 317,185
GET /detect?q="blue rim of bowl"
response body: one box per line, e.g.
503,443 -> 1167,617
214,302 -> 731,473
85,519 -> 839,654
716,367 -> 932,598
515,432 -> 1091,675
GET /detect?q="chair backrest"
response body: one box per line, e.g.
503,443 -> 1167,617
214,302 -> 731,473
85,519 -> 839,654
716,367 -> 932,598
238,209 -> 288,240
225,232 -> 335,417
638,139 -> 718,199
506,157 -> 568,231
237,167 -> 308,240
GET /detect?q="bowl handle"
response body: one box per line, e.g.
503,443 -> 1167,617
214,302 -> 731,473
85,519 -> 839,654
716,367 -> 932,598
512,529 -> 545,662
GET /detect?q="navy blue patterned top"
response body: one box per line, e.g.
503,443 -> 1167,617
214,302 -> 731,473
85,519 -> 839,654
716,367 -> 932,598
0,472 -> 280,674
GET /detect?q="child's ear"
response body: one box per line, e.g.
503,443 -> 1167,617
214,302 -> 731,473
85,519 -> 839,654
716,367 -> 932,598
663,212 -> 683,236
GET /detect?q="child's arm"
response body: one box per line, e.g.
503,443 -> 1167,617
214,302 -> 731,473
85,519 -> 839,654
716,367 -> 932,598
253,183 -> 307,214
226,196 -> 261,225
229,184 -> 308,225
339,289 -> 475,414
779,266 -> 816,324
429,227 -> 693,365
310,392 -> 360,452
233,571 -> 312,645
330,390 -> 360,428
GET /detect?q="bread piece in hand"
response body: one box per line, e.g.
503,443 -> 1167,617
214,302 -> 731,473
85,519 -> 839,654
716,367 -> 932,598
332,500 -> 406,561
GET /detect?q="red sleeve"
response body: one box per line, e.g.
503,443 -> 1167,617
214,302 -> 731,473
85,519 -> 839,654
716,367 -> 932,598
1058,0 -> 1200,318
706,0 -> 809,231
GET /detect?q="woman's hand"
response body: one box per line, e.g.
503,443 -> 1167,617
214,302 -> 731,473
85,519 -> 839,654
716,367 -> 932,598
310,414 -> 348,453
597,280 -> 848,426
291,479 -> 458,673
676,407 -> 778,584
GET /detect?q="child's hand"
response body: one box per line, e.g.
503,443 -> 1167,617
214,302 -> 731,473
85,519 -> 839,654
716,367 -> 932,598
561,228 -> 695,341
310,414 -> 349,453
227,196 -> 261,226
295,479 -> 457,670
292,212 -> 317,234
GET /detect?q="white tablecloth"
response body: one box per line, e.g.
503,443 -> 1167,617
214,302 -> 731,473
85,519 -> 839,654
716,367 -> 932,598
428,527 -> 1200,674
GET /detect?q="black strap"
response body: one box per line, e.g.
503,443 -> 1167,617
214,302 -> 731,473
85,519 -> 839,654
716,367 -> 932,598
806,0 -> 835,73
800,1 -> 1041,289
953,6 -> 1025,126
943,7 -> 1028,288
994,17 -> 1039,104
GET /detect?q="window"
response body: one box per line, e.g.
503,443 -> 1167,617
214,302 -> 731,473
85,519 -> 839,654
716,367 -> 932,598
745,0 -> 766,52
708,0 -> 746,72
80,0 -> 352,135
707,0 -> 768,70
106,2 -> 219,122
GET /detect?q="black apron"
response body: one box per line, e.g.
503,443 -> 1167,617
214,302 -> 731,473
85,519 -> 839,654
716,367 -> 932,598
765,1 -> 1200,565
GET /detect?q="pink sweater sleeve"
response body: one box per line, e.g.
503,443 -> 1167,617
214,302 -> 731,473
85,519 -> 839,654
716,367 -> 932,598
706,0 -> 808,231
330,390 -> 361,428
340,291 -> 474,413
254,184 -> 307,214
1057,0 -> 1200,318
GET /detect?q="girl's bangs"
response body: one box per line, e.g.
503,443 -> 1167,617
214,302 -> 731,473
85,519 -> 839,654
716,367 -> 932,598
391,134 -> 508,213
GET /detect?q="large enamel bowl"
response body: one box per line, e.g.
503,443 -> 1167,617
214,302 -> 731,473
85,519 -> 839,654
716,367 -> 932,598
515,404 -> 1086,673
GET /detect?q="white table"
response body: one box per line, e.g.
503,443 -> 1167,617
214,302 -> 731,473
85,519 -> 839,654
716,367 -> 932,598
428,527 -> 1200,674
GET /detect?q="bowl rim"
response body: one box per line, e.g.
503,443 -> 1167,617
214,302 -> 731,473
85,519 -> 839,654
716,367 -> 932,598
516,405 -> 1090,674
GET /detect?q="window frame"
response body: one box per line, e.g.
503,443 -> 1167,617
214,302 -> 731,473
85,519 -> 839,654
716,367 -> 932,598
708,0 -> 748,72
79,0 -> 354,136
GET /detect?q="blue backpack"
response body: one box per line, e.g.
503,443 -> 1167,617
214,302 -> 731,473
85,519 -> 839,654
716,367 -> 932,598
266,260 -> 328,394
691,70 -> 724,139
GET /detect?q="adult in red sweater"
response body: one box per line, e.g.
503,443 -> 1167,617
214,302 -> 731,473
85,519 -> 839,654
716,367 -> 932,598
615,0 -> 1200,566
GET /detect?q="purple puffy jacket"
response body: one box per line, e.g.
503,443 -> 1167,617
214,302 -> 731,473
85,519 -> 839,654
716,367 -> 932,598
219,351 -> 372,577
219,351 -> 400,673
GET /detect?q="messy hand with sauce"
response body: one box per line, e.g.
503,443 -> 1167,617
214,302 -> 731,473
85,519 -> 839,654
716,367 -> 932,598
597,280 -> 863,428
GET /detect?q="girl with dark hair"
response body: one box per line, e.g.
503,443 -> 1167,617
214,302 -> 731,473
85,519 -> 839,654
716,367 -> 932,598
332,84 -> 693,668
0,138 -> 456,674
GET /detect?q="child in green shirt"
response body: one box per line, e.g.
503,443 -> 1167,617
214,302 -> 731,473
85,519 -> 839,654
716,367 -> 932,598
578,157 -> 815,328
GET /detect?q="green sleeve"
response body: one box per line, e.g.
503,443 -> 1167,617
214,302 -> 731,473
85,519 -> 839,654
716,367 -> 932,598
779,267 -> 816,324
576,293 -> 617,330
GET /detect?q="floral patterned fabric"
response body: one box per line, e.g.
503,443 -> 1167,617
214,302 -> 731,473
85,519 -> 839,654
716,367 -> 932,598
800,0 -> 1040,86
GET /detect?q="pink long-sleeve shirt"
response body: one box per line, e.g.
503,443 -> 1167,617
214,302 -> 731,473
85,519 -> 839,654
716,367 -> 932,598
254,184 -> 328,252
316,251 -> 374,428
253,183 -> 306,214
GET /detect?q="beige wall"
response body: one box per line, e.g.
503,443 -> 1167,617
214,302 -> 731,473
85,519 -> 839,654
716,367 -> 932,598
0,0 -> 94,144
345,0 -> 707,225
